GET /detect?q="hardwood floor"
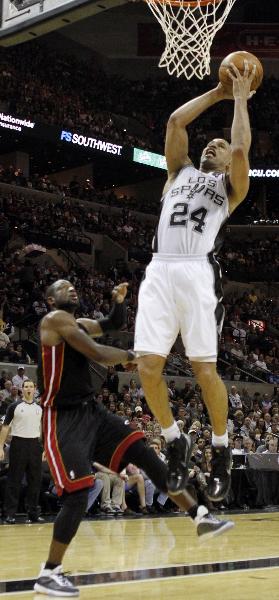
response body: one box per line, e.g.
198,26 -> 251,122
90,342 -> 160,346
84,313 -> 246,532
1,512 -> 278,599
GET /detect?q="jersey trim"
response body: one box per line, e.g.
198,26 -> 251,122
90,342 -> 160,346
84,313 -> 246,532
43,407 -> 94,495
109,431 -> 145,472
41,343 -> 65,408
207,252 -> 225,338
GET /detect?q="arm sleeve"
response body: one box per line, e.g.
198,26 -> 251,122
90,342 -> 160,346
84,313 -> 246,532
3,401 -> 18,426
99,301 -> 127,333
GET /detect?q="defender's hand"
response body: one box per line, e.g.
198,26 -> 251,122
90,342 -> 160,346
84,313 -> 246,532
112,282 -> 129,304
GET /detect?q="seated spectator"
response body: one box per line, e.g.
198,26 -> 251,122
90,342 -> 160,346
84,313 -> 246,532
262,437 -> 278,454
232,435 -> 244,455
2,381 -> 13,401
12,366 -> 28,389
93,462 -> 125,515
240,417 -> 254,437
0,392 -> 8,417
3,385 -> 21,405
124,463 -> 152,514
255,354 -> 269,372
229,386 -> 242,410
200,447 -> 212,484
0,320 -> 10,350
243,437 -> 254,454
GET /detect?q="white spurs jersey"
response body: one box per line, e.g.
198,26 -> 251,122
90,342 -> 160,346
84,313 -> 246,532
153,164 -> 230,256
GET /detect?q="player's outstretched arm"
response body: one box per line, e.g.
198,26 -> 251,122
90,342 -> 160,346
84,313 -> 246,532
165,87 -> 223,175
46,311 -> 135,366
77,282 -> 128,338
227,61 -> 255,213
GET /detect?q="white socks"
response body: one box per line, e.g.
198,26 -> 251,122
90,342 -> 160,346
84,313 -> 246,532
161,421 -> 181,443
212,431 -> 229,448
194,505 -> 209,524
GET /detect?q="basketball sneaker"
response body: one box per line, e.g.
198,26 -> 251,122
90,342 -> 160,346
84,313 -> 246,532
195,506 -> 234,541
206,446 -> 232,502
166,433 -> 193,494
34,564 -> 79,596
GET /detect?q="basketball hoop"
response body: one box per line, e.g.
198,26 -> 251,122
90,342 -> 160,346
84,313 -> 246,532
144,0 -> 238,79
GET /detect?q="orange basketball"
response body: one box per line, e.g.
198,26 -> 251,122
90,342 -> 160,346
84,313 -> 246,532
218,51 -> 263,92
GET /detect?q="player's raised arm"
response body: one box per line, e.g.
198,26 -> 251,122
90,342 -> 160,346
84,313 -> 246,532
44,311 -> 134,366
77,282 -> 128,338
165,87 -> 223,176
227,61 -> 255,213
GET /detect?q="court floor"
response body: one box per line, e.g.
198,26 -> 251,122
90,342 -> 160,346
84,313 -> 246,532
1,512 -> 279,599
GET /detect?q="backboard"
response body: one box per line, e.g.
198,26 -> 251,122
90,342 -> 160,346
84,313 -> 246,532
0,0 -> 127,46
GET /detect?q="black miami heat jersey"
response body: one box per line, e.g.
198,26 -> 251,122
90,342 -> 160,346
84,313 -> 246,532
153,164 -> 229,255
37,337 -> 93,409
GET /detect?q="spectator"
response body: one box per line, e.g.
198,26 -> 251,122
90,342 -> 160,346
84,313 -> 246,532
229,386 -> 242,410
12,366 -> 29,389
93,462 -> 124,515
0,320 -> 9,350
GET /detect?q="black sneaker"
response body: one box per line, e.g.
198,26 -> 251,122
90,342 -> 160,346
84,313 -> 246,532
206,446 -> 232,502
26,515 -> 45,524
195,506 -> 234,541
34,564 -> 79,596
166,434 -> 193,494
4,516 -> 16,524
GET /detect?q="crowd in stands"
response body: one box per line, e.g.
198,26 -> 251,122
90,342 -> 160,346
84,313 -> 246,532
1,181 -> 279,268
221,235 -> 279,283
0,177 -> 277,385
0,185 -> 155,261
0,230 -> 278,384
0,41 -> 279,167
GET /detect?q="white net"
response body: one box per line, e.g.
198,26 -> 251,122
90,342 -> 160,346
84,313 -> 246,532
145,0 -> 237,79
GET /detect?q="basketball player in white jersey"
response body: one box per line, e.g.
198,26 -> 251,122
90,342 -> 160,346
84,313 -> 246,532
134,61 -> 256,500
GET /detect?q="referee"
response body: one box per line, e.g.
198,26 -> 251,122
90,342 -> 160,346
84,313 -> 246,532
0,379 -> 43,524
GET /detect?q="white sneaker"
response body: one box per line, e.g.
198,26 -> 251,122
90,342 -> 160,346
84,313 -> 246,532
195,505 -> 234,541
34,564 -> 79,596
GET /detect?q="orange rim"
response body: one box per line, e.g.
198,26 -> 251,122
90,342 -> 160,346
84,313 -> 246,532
144,0 -> 220,6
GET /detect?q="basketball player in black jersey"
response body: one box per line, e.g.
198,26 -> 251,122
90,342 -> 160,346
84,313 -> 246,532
34,279 -> 233,596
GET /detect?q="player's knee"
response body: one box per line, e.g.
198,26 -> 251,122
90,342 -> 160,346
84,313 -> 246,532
137,356 -> 164,386
191,362 -> 217,386
54,488 -> 89,545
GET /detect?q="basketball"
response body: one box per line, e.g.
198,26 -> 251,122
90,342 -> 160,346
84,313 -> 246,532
218,51 -> 263,92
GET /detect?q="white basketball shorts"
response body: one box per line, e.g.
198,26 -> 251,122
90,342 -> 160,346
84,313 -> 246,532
134,254 -> 224,362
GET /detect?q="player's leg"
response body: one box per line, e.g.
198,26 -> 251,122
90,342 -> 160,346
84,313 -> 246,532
178,260 -> 231,502
34,405 -> 97,596
34,488 -> 88,596
190,361 -> 231,501
137,354 -> 192,494
94,413 -> 234,539
135,261 -> 180,434
123,439 -> 234,539
137,354 -> 175,429
135,261 -> 193,492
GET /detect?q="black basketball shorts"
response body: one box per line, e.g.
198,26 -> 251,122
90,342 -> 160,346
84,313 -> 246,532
43,402 -> 144,495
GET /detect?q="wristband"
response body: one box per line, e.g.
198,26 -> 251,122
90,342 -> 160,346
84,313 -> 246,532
127,349 -> 136,362
99,300 -> 126,333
